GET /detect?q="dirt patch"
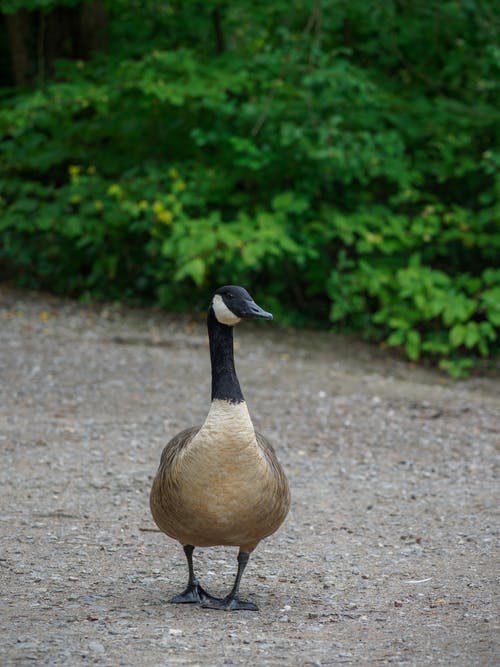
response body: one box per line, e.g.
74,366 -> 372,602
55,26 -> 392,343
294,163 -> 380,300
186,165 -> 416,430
1,286 -> 498,666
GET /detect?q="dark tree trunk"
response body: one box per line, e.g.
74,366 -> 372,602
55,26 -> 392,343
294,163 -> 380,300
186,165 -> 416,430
212,8 -> 225,54
79,1 -> 107,55
2,1 -> 107,87
5,10 -> 32,86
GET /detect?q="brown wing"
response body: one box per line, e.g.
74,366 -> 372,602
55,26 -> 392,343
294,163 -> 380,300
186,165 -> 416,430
158,425 -> 201,472
151,426 -> 201,539
255,430 -> 291,517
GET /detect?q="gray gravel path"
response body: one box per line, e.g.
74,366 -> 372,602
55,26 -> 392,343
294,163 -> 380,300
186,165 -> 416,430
0,286 -> 498,666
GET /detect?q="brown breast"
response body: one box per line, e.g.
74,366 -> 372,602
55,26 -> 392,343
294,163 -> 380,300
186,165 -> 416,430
150,400 -> 290,552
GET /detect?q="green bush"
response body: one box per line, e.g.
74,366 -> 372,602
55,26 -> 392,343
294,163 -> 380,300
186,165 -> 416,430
0,0 -> 498,375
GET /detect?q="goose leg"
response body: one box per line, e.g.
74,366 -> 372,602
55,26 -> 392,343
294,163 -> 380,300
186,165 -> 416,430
170,545 -> 215,604
201,550 -> 258,611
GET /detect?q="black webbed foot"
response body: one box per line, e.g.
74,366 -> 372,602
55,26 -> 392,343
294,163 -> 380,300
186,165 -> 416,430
199,550 -> 258,611
170,582 -> 217,605
170,582 -> 218,604
200,595 -> 258,611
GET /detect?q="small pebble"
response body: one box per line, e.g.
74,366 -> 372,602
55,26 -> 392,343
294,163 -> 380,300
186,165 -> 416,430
88,641 -> 105,654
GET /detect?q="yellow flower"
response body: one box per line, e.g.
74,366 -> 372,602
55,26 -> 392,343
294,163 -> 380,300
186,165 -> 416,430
172,179 -> 186,192
107,184 -> 122,197
153,200 -> 164,215
168,167 -> 179,179
70,195 -> 82,204
365,232 -> 382,244
87,165 -> 96,175
156,209 -> 173,224
94,200 -> 103,210
138,200 -> 149,211
68,165 -> 81,179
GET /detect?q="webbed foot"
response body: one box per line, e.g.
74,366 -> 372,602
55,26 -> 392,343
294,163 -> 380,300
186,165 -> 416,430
170,583 -> 216,604
200,595 -> 258,611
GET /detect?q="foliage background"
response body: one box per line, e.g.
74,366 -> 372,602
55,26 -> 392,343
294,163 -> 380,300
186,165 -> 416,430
1,0 -> 499,375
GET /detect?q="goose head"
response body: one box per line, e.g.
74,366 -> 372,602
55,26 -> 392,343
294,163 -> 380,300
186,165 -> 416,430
211,285 -> 273,326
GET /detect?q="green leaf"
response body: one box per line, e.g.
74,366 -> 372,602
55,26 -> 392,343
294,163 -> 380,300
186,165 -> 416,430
272,192 -> 309,214
387,330 -> 404,346
481,287 -> 500,326
449,324 -> 466,348
174,258 -> 206,286
464,323 -> 479,349
439,358 -> 475,378
405,330 -> 421,361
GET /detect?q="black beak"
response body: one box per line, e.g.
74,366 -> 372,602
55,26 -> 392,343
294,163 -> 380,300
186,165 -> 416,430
239,299 -> 273,320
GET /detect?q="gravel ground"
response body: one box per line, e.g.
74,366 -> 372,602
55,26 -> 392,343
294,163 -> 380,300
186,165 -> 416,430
1,286 -> 498,666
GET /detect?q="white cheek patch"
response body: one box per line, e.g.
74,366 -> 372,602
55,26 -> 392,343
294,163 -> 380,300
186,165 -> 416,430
212,294 -> 241,325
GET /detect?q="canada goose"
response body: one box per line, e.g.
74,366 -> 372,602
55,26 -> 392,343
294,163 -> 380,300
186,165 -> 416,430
150,285 -> 290,611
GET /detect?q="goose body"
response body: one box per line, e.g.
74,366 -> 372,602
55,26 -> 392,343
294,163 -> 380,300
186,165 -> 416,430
150,286 -> 290,610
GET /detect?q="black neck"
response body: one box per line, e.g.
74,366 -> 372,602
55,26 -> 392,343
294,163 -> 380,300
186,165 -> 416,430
208,307 -> 244,403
